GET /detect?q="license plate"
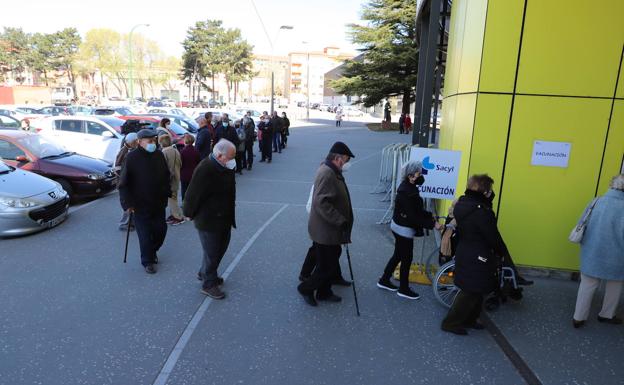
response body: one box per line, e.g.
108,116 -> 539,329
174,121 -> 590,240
45,214 -> 66,228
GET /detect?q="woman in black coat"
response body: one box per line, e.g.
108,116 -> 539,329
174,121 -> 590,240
378,160 -> 442,299
441,174 -> 509,335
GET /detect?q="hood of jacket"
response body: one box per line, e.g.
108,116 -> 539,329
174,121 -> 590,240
453,190 -> 490,221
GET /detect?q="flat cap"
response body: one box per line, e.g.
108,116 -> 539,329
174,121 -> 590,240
329,141 -> 355,158
137,128 -> 158,139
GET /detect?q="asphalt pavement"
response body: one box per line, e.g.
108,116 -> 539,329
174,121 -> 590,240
1,118 -> 621,385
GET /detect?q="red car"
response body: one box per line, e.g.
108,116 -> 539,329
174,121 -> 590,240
0,130 -> 117,201
117,115 -> 187,148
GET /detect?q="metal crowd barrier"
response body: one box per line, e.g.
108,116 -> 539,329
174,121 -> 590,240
374,143 -> 413,224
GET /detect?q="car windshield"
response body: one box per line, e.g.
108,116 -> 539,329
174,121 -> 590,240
117,108 -> 133,115
98,117 -> 125,131
17,135 -> 70,159
0,160 -> 11,173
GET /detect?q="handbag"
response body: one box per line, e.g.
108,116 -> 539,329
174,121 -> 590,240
569,197 -> 599,243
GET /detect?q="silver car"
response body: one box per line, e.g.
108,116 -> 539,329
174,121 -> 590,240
0,160 -> 69,237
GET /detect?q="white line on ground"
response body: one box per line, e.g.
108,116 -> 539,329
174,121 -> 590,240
240,177 -> 374,189
151,203 -> 290,385
235,200 -> 386,212
68,191 -> 118,214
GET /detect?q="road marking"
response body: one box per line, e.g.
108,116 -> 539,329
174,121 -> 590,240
68,191 -> 118,214
236,200 -> 386,212
151,203 -> 289,385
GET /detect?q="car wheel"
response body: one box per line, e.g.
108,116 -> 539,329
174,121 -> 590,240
56,178 -> 74,202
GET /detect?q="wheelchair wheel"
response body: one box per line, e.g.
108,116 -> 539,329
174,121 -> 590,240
424,246 -> 441,284
433,261 -> 459,308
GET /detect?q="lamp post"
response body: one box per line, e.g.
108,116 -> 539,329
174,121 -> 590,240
269,25 -> 293,114
302,41 -> 311,121
128,23 -> 149,104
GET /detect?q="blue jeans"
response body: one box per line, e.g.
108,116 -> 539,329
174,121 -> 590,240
197,228 -> 231,289
133,208 -> 167,266
272,132 -> 281,152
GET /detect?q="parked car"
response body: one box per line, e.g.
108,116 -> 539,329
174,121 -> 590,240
93,107 -> 134,117
0,159 -> 69,237
146,107 -> 188,117
0,114 -> 21,129
38,105 -> 72,116
0,131 -> 117,201
133,113 -> 198,134
118,115 -> 188,148
96,116 -> 126,133
147,100 -> 165,107
69,106 -> 94,116
32,116 -> 123,164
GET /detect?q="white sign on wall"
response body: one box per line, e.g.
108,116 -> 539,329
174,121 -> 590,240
409,147 -> 462,200
531,141 -> 571,168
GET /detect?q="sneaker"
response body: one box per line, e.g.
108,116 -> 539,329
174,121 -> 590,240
145,264 -> 156,274
397,288 -> 420,300
377,279 -> 399,292
171,218 -> 185,226
201,285 -> 225,299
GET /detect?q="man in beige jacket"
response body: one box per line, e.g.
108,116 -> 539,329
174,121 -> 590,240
297,141 -> 355,307
159,135 -> 184,225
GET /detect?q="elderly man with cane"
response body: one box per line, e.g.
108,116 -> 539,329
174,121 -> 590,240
297,142 -> 357,309
183,139 -> 237,299
119,129 -> 171,274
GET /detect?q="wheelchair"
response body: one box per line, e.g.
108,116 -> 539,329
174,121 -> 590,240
432,258 -> 521,308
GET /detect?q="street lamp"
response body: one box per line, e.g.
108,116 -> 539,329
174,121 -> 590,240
270,25 -> 293,114
128,23 -> 150,104
302,41 -> 311,121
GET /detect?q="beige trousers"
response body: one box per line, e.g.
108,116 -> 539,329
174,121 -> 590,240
573,273 -> 623,321
168,193 -> 183,220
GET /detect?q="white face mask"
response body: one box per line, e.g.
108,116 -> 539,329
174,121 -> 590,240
226,158 -> 236,170
342,161 -> 352,172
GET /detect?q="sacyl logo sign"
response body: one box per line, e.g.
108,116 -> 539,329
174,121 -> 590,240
409,148 -> 462,200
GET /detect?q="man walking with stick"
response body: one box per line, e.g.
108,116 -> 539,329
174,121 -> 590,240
298,142 -> 356,308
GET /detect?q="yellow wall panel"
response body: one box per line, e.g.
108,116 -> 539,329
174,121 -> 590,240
498,96 -> 612,270
468,94 -> 513,211
447,94 -> 478,197
597,100 -> 624,194
442,0 -> 468,98
617,52 -> 624,99
517,0 -> 624,97
479,0 -> 524,93
456,0 -> 488,94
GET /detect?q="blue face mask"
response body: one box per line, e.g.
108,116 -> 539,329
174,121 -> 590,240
223,122 -> 229,128
145,143 -> 157,153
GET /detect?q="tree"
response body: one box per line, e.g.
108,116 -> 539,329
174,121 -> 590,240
0,28 -> 31,84
79,29 -> 122,98
51,28 -> 82,97
218,28 -> 254,103
30,33 -> 57,86
330,0 -> 418,113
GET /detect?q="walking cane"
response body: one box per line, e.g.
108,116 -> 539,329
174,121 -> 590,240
345,244 -> 361,317
123,211 -> 133,264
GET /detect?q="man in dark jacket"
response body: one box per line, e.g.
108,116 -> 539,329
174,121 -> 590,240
441,174 -> 508,335
195,117 -> 212,160
183,139 -> 237,299
119,129 -> 171,274
217,117 -> 240,149
258,114 -> 273,163
242,114 -> 255,171
297,141 -> 355,307
270,111 -> 283,153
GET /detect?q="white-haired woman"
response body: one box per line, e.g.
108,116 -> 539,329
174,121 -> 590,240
573,174 -> 624,328
377,160 -> 442,299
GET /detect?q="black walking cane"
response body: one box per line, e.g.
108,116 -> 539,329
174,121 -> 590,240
344,244 -> 361,317
123,211 -> 133,263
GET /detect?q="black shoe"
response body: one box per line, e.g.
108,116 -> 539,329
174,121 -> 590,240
441,325 -> 468,335
201,285 -> 225,299
145,264 -> 156,274
397,288 -> 420,300
377,279 -> 399,292
597,315 -> 623,324
298,288 -> 318,307
197,272 -> 203,281
573,319 -> 586,328
317,293 -> 342,302
517,276 -> 534,286
464,321 -> 485,330
298,274 -> 310,282
332,278 -> 352,287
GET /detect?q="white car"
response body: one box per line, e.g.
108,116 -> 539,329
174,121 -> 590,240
146,107 -> 188,117
32,116 -> 122,165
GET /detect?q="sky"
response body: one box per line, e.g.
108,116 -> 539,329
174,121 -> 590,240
1,0 -> 367,57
